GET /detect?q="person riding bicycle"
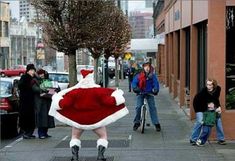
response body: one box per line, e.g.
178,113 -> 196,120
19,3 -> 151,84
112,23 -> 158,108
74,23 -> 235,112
132,61 -> 161,132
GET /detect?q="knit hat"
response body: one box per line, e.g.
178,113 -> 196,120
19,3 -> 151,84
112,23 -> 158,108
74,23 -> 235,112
26,64 -> 36,72
142,61 -> 150,67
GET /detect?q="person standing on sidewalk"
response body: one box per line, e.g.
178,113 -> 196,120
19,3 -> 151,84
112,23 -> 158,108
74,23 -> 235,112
49,70 -> 129,161
32,69 -> 56,139
132,61 -> 161,132
18,64 -> 37,139
190,78 -> 226,145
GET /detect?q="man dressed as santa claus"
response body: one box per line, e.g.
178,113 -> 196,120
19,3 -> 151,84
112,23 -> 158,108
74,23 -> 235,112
49,70 -> 129,161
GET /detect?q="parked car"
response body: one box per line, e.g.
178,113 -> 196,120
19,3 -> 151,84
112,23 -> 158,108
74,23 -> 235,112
48,72 -> 69,90
0,65 -> 26,77
0,77 -> 20,139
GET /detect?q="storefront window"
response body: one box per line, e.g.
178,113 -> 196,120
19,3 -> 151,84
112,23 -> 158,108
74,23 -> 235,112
226,6 -> 235,110
185,27 -> 190,90
197,21 -> 207,92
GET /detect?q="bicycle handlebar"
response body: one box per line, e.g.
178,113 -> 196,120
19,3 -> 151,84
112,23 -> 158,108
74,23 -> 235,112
138,92 -> 155,97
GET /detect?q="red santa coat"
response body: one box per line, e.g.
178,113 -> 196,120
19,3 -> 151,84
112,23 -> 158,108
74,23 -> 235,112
49,72 -> 128,130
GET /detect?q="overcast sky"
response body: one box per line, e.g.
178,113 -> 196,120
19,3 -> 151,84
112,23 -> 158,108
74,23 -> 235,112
4,0 -> 146,20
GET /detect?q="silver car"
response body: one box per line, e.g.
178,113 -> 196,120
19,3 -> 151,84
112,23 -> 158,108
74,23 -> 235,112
48,72 -> 69,90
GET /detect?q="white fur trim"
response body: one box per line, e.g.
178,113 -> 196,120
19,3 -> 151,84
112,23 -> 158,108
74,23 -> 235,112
49,107 -> 129,130
111,89 -> 125,106
97,139 -> 108,149
78,73 -> 100,88
50,93 -> 63,110
70,139 -> 81,148
113,94 -> 125,106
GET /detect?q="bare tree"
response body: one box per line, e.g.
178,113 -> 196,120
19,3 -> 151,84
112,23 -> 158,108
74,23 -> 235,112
103,10 -> 131,86
32,0 -> 131,87
32,0 -> 109,86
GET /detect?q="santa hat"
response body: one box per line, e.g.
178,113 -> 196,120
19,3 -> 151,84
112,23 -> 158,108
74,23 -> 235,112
81,69 -> 93,78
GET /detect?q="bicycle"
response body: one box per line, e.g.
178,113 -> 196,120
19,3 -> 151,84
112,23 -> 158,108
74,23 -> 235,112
140,98 -> 148,133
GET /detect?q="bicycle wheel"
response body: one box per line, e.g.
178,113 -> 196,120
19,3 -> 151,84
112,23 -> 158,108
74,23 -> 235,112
140,105 -> 147,134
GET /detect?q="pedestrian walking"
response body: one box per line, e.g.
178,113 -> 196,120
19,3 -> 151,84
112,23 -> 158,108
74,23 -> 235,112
132,61 -> 161,132
126,62 -> 136,92
49,70 -> 128,161
18,64 -> 37,139
190,78 -> 226,145
32,69 -> 56,139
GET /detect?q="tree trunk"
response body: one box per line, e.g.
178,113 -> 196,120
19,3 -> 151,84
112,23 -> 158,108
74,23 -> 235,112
120,59 -> 124,80
104,58 -> 109,87
94,57 -> 99,83
68,53 -> 77,87
115,58 -> 119,87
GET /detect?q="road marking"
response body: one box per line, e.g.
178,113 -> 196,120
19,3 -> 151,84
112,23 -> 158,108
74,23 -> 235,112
62,135 -> 69,141
0,137 -> 23,152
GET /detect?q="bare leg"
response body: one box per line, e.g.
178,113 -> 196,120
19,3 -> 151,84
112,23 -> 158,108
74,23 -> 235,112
93,126 -> 107,139
93,126 -> 108,161
70,127 -> 84,161
71,127 -> 84,139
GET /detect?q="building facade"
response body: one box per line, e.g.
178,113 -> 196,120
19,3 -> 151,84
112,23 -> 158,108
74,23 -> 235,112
154,0 -> 235,139
129,11 -> 154,38
19,0 -> 37,22
10,19 -> 37,66
0,2 -> 10,69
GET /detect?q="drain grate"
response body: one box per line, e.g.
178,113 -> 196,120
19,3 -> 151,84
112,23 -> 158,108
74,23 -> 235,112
51,156 -> 114,161
55,139 -> 129,148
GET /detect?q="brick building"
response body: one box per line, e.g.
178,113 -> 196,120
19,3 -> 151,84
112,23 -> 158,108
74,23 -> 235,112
154,0 -> 235,139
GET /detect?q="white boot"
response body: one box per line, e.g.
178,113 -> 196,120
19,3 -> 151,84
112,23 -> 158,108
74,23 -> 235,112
97,139 -> 108,161
70,139 -> 81,161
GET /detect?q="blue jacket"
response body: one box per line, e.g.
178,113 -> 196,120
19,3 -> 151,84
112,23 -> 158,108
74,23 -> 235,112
132,72 -> 160,94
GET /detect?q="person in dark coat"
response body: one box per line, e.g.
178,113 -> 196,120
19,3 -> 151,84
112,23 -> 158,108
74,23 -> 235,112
32,69 -> 56,139
126,63 -> 136,92
18,64 -> 36,139
190,78 -> 226,145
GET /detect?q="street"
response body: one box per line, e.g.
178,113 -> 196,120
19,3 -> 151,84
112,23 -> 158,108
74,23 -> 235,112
1,79 -> 235,161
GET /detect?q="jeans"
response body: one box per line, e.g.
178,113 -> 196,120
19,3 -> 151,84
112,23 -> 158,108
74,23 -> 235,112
190,112 -> 225,141
38,127 -> 48,137
198,125 -> 212,144
134,94 -> 159,125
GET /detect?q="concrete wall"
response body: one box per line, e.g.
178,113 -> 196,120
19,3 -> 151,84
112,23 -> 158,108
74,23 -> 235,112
193,0 -> 208,24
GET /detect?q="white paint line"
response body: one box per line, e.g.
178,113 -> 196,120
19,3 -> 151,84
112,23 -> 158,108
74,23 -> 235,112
62,135 -> 69,141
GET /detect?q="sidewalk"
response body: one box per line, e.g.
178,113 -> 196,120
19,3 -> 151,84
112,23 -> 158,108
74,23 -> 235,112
1,79 -> 235,161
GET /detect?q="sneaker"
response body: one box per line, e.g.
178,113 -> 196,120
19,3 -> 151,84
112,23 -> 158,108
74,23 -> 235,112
217,140 -> 226,145
133,123 -> 140,131
155,124 -> 161,132
39,136 -> 46,139
190,139 -> 196,146
23,134 -> 36,139
196,140 -> 205,147
45,134 -> 52,138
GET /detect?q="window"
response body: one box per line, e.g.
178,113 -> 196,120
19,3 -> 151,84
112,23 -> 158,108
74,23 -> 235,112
185,27 -> 190,89
226,6 -> 235,110
176,31 -> 180,80
0,21 -> 2,37
2,21 -> 9,37
197,21 -> 207,92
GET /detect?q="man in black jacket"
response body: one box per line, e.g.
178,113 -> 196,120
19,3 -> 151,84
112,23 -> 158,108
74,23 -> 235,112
18,64 -> 36,139
190,79 -> 226,145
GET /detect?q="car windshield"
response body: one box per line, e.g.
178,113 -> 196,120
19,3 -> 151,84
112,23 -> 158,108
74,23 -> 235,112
0,81 -> 12,96
48,73 -> 69,83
